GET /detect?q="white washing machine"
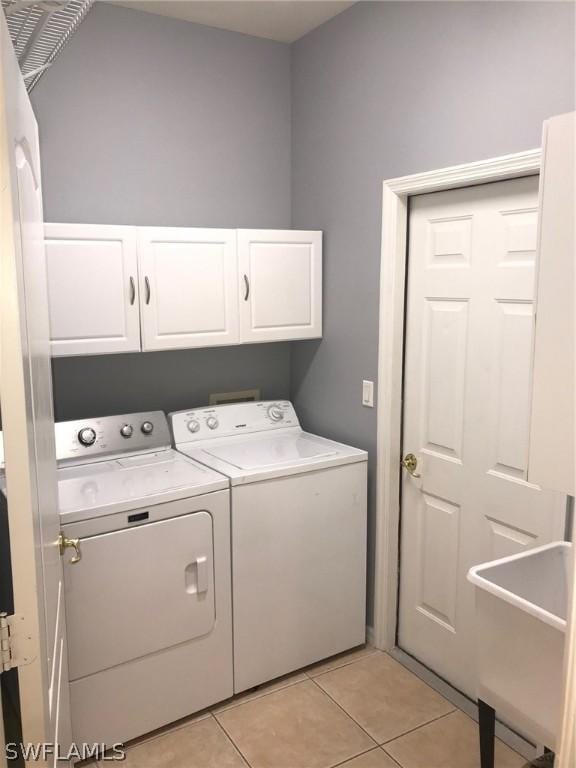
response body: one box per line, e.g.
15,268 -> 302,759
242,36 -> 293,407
55,411 -> 233,747
170,400 -> 368,693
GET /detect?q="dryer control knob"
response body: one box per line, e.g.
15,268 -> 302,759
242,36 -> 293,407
141,421 -> 154,435
187,420 -> 201,433
267,405 -> 284,422
206,416 -> 219,430
78,427 -> 96,446
120,424 -> 133,438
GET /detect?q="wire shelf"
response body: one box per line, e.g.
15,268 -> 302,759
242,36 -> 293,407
2,0 -> 94,90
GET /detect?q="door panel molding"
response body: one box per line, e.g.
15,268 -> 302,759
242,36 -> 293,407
373,149 -> 542,653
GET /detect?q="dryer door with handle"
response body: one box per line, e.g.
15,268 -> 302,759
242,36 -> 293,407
63,508 -> 215,680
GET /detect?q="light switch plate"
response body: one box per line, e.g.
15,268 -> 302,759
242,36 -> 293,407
362,380 -> 374,408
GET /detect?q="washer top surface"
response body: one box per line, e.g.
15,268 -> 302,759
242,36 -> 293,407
204,433 -> 337,469
170,401 -> 367,485
55,411 -> 228,523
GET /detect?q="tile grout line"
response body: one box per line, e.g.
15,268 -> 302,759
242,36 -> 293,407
211,646 -> 380,717
107,709 -> 213,755
94,711 -> 215,766
379,708 -> 458,747
211,675 -> 308,715
99,648 -> 381,763
329,745 -> 388,768
94,654 -> 376,765
330,744 -> 403,768
213,709 -> 255,768
304,649 -> 382,681
308,675 -> 380,747
310,668 -> 458,750
377,748 -> 404,768
96,648 -> 453,768
216,674 -> 379,768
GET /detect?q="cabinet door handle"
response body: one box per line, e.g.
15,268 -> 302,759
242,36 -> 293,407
243,274 -> 250,301
145,276 -> 151,305
129,276 -> 136,305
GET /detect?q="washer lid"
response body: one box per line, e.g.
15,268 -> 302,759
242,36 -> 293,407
183,430 -> 368,485
204,434 -> 338,470
57,449 -> 228,523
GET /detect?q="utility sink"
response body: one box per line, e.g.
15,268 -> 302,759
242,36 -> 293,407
468,542 -> 572,748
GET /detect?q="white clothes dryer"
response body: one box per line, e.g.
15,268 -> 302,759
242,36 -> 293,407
54,411 -> 232,747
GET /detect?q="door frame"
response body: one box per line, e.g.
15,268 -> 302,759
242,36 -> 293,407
372,148 -> 542,651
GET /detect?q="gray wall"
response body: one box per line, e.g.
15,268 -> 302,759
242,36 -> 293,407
290,1 -> 576,621
32,1 -> 576,624
51,344 -> 291,421
31,2 -> 292,417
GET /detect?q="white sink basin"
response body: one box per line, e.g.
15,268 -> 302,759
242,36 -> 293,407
468,541 -> 572,748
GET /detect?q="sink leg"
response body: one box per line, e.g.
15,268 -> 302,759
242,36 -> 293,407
478,699 -> 495,768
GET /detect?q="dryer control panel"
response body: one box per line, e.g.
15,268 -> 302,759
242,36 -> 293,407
55,411 -> 172,462
170,401 -> 300,445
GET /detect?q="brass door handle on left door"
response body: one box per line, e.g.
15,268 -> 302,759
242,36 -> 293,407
58,533 -> 82,564
401,453 -> 421,478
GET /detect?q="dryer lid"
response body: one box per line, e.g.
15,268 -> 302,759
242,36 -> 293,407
203,434 -> 338,470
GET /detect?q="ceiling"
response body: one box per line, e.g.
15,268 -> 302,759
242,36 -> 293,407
108,1 -> 356,43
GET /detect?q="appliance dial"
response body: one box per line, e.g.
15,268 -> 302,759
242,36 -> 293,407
187,420 -> 201,434
78,427 -> 96,447
120,424 -> 133,438
267,404 -> 284,422
206,416 -> 219,430
141,421 -> 154,435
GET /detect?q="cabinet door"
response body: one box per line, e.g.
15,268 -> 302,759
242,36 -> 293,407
238,230 -> 322,343
138,227 -> 239,351
45,223 -> 140,356
528,112 -> 575,494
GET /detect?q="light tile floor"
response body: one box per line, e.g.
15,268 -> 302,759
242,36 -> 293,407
90,646 -> 532,768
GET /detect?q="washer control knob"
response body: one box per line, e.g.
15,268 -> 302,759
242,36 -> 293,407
187,420 -> 201,434
267,404 -> 284,422
78,427 -> 96,447
206,416 -> 219,430
141,421 -> 154,435
120,424 -> 133,438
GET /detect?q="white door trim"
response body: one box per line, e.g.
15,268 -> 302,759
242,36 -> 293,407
373,148 -> 542,651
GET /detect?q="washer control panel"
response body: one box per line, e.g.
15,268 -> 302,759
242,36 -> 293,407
170,401 -> 299,444
55,411 -> 171,462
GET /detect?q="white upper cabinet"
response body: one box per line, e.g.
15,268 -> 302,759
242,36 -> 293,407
528,112 -> 575,494
238,229 -> 322,343
137,227 -> 239,351
44,226 -> 322,355
45,223 -> 140,356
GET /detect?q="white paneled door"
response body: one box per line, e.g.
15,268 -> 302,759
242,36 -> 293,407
0,13 -> 71,765
45,224 -> 140,356
398,177 -> 566,699
238,229 -> 322,342
138,227 -> 239,350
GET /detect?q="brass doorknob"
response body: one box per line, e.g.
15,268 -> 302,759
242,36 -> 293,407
58,533 -> 82,564
401,453 -> 421,478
